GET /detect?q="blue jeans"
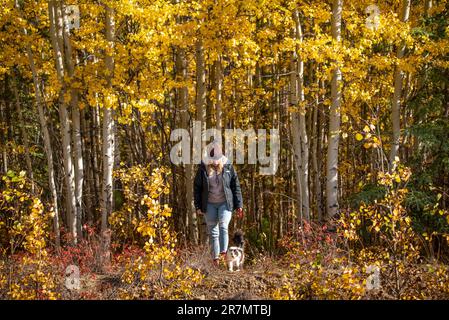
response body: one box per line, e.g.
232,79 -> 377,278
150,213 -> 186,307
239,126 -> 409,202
206,202 -> 232,259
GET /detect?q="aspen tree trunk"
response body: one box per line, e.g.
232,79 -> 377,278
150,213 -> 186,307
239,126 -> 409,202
4,99 -> 11,172
93,102 -> 101,209
290,11 -> 310,220
61,3 -> 83,240
81,107 -> 93,224
293,10 -> 310,221
290,56 -> 303,219
0,100 -> 7,174
101,4 -> 115,232
91,55 -> 102,206
425,0 -> 432,17
213,59 -> 223,130
206,65 -> 213,130
176,47 -> 198,244
72,70 -> 83,238
196,40 -> 207,151
311,77 -> 323,221
326,0 -> 343,220
277,82 -> 285,238
79,55 -> 94,222
389,0 -> 411,170
195,39 -> 207,245
100,3 -> 115,269
33,81 -> 61,251
11,78 -> 34,193
87,105 -> 99,218
19,12 -> 61,250
402,73 -> 412,162
49,0 -> 77,243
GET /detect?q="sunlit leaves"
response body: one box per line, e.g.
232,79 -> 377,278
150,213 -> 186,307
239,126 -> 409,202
111,165 -> 202,299
0,170 -> 58,299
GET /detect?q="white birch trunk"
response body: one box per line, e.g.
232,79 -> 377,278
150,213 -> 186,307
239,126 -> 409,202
293,10 -> 310,221
326,0 -> 343,219
98,3 -> 115,270
290,55 -> 303,220
290,11 -> 310,221
312,83 -> 323,221
61,3 -> 83,240
49,0 -> 77,243
101,3 -> 115,233
101,107 -> 114,232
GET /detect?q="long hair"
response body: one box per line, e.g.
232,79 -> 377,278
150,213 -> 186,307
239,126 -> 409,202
207,160 -> 224,176
206,143 -> 224,176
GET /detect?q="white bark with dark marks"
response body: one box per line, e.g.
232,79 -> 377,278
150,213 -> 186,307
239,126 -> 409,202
49,0 -> 77,243
326,0 -> 343,220
101,3 -> 115,233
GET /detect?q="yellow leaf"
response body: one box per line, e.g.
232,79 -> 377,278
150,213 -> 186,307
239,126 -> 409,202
355,133 -> 363,141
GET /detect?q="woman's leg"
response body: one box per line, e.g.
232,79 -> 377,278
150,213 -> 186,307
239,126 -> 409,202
205,202 -> 219,259
218,202 -> 232,254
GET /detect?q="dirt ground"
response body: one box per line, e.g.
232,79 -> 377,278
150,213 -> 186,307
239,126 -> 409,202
190,259 -> 288,300
69,246 -> 290,300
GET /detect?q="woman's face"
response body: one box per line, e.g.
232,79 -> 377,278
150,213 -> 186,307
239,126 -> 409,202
210,159 -> 220,168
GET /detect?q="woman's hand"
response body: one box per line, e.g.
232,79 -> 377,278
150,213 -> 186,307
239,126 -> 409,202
196,209 -> 204,216
236,207 -> 243,219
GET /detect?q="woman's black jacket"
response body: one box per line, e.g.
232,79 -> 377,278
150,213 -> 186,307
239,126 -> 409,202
193,160 -> 243,213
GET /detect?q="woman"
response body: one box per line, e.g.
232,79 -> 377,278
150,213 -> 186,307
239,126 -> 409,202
194,144 -> 243,265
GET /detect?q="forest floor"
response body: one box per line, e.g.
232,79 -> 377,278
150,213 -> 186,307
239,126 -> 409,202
180,245 -> 291,300
68,246 -> 290,300
6,240 -> 449,299
188,258 -> 289,300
